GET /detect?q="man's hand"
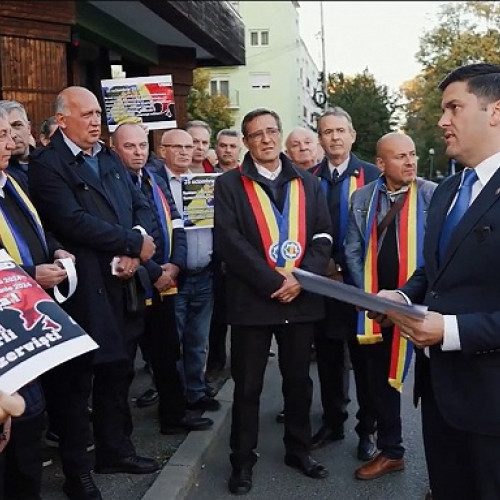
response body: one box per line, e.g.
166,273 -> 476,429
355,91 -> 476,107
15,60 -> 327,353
114,256 -> 140,280
270,270 -> 301,303
161,263 -> 180,282
387,310 -> 444,348
53,249 -> 76,263
154,271 -> 173,292
325,258 -> 343,282
139,235 -> 156,262
35,264 -> 67,289
365,289 -> 406,327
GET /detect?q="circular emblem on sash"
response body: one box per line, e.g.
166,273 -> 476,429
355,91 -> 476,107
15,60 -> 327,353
281,240 -> 302,261
269,243 -> 279,263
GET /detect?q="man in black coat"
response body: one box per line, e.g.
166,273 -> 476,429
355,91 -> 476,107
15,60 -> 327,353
308,107 -> 380,460
215,108 -> 332,495
28,86 -> 158,500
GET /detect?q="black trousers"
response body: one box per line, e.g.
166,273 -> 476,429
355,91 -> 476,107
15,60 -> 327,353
0,413 -> 44,500
315,331 -> 375,437
230,323 -> 314,469
142,294 -> 186,426
42,346 -> 138,476
420,359 -> 500,500
364,328 -> 403,459
207,319 -> 228,372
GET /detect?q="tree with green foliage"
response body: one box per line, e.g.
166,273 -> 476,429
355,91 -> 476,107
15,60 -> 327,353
402,1 -> 500,179
325,69 -> 400,163
187,68 -> 234,144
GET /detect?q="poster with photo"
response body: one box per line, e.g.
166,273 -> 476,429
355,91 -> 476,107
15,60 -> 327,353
181,173 -> 221,229
100,75 -> 177,131
0,250 -> 98,394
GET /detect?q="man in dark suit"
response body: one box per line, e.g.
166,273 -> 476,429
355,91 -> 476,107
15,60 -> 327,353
28,86 -> 158,500
215,108 -> 332,495
308,108 -> 380,460
112,122 -> 213,434
376,63 -> 500,499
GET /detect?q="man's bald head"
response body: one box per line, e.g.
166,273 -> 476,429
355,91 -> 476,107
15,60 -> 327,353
285,127 -> 318,169
111,123 -> 149,172
159,129 -> 194,176
55,86 -> 102,154
376,132 -> 417,191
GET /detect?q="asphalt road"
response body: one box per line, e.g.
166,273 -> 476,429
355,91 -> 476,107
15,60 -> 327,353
186,341 -> 429,500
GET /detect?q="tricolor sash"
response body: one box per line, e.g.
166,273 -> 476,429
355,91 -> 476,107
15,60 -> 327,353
0,175 -> 48,265
357,178 -> 424,391
316,167 -> 365,255
147,174 -> 177,299
240,174 -> 306,270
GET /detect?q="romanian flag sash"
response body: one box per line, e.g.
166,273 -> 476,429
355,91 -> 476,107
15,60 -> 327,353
0,175 -> 48,265
147,175 -> 177,298
357,178 -> 424,391
318,168 -> 365,254
240,174 -> 306,270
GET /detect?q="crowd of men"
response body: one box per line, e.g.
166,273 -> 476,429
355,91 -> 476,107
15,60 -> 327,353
0,61 -> 500,500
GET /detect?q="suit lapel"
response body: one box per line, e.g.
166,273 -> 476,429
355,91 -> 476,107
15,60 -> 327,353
440,167 -> 500,270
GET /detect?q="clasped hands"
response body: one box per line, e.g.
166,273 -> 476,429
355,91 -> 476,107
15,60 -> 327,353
154,263 -> 179,293
114,235 -> 156,280
367,290 -> 444,348
270,269 -> 301,304
35,249 -> 75,289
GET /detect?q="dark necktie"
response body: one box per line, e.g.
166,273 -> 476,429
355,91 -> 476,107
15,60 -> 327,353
332,168 -> 339,182
438,168 -> 478,263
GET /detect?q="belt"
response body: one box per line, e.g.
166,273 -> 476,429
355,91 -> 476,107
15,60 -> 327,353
184,265 -> 211,276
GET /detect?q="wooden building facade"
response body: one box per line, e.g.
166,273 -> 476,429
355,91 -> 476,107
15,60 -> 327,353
0,0 -> 245,145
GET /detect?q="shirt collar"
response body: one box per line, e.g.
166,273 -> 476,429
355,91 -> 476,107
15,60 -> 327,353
61,130 -> 102,158
328,156 -> 349,177
0,172 -> 7,198
466,150 -> 500,188
255,160 -> 282,180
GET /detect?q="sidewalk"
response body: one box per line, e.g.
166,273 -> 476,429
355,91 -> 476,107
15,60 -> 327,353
40,361 -> 233,500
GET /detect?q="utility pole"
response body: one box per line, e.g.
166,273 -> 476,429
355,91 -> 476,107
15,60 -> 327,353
320,0 -> 327,109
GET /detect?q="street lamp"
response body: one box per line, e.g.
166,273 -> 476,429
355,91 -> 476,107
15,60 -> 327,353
428,148 -> 435,181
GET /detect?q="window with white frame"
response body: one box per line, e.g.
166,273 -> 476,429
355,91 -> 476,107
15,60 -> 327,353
249,29 -> 269,46
250,72 -> 271,89
210,79 -> 230,98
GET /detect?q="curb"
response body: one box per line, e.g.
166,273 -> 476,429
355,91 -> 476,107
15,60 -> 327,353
141,378 -> 234,500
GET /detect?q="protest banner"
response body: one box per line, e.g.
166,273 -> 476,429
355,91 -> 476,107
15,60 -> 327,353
181,173 -> 220,229
0,250 -> 98,394
100,75 -> 177,131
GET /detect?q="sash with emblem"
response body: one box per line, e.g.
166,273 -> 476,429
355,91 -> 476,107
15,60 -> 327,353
241,174 -> 306,271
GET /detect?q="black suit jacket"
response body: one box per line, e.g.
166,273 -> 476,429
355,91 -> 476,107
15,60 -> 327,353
28,129 -> 154,363
309,154 -> 380,339
401,168 -> 500,436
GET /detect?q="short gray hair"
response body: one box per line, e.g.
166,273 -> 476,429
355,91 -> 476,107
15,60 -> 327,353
0,100 -> 29,124
0,107 -> 7,121
54,94 -> 67,115
185,120 -> 212,136
317,106 -> 354,134
216,129 -> 239,142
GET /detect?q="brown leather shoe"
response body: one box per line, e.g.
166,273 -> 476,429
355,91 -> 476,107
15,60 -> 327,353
355,453 -> 404,480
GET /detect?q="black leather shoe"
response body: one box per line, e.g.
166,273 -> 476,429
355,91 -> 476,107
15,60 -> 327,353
357,434 -> 377,461
187,395 -> 221,412
311,425 -> 344,449
160,416 -> 213,434
228,467 -> 253,495
63,472 -> 102,500
94,455 -> 159,474
275,410 -> 285,423
136,388 -> 159,408
205,385 -> 218,398
284,454 -> 328,479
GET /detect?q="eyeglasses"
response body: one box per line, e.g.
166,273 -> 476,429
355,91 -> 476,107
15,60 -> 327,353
161,144 -> 194,152
246,127 -> 281,142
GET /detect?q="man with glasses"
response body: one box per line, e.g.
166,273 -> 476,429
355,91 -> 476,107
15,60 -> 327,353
157,127 -> 220,414
214,108 -> 332,494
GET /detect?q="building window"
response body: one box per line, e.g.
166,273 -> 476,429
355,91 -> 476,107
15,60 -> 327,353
249,29 -> 269,46
250,73 -> 270,89
250,31 -> 259,46
210,79 -> 230,98
303,106 -> 307,118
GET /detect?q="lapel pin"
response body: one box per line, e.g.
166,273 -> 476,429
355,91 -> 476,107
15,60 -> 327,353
495,187 -> 500,196
352,169 -> 360,178
115,173 -> 120,179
